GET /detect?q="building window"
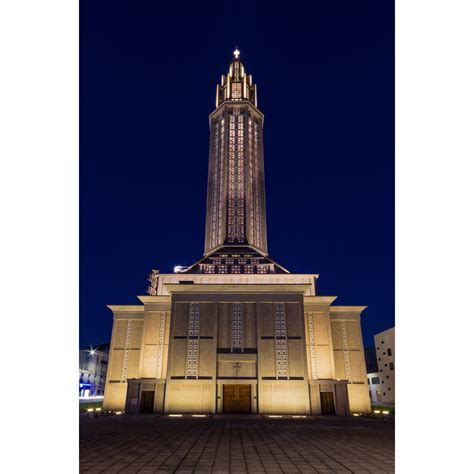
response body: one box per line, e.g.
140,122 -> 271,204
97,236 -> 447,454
371,377 -> 380,384
389,362 -> 394,370
378,358 -> 381,361
386,375 -> 389,379
383,392 -> 386,396
387,348 -> 392,356
388,388 -> 391,391
383,352 -> 386,355
381,341 -> 384,344
385,363 -> 388,367
231,83 -> 242,99
231,265 -> 241,274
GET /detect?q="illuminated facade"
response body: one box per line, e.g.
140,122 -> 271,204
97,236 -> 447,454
103,51 -> 371,416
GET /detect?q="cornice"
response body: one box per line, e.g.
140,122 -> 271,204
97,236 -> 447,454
106,305 -> 144,313
163,283 -> 311,294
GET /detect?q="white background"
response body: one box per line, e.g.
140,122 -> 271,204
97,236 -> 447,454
0,0 -> 473,471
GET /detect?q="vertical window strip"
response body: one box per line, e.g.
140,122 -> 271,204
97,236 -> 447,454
248,118 -> 255,245
218,118 -> 225,242
254,123 -> 262,249
156,312 -> 166,379
308,313 -> 318,380
275,303 -> 289,378
227,115 -> 236,242
340,320 -> 351,382
186,303 -> 200,377
210,122 -> 220,247
231,303 -> 244,352
121,320 -> 132,383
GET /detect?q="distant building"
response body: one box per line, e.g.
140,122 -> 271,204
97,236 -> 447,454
367,328 -> 395,404
364,348 -> 378,373
79,343 -> 109,397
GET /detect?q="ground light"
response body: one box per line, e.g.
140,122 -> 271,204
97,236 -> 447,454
192,415 -> 206,418
169,414 -> 183,417
373,410 -> 381,414
87,408 -> 93,412
382,410 -> 390,414
292,416 -> 306,418
268,415 -> 282,418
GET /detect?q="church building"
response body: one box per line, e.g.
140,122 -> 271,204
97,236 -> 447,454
103,50 -> 371,416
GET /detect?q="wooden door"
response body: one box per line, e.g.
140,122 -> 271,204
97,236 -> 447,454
320,391 -> 335,415
139,390 -> 155,414
223,384 -> 251,413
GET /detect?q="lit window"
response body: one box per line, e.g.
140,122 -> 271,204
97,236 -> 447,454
231,83 -> 242,99
231,265 -> 241,274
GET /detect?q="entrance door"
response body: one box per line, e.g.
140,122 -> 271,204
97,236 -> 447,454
139,390 -> 155,414
223,384 -> 251,414
320,391 -> 336,415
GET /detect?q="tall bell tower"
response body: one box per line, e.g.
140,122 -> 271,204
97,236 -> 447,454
183,50 -> 287,275
204,49 -> 267,255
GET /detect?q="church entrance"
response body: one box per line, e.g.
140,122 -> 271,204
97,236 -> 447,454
320,391 -> 336,415
139,390 -> 155,414
223,384 -> 251,414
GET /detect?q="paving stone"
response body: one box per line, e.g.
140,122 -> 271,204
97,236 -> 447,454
80,415 -> 394,473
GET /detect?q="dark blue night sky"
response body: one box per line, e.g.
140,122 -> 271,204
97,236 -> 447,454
80,0 -> 394,349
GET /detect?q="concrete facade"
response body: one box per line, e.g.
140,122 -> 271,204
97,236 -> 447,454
370,327 -> 395,404
103,276 -> 371,415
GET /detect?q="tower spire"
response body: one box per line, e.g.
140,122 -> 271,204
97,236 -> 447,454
215,49 -> 256,108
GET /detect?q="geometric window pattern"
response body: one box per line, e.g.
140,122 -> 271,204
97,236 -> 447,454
275,303 -> 289,378
121,320 -> 132,383
156,312 -> 166,379
340,320 -> 351,382
231,303 -> 243,352
209,118 -> 226,249
308,312 -> 318,380
185,303 -> 200,377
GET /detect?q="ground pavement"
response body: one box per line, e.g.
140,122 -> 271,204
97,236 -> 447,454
80,414 -> 394,473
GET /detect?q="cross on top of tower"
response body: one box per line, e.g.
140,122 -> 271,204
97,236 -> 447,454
233,48 -> 240,59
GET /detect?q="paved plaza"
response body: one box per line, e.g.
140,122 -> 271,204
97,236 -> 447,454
80,414 -> 394,473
